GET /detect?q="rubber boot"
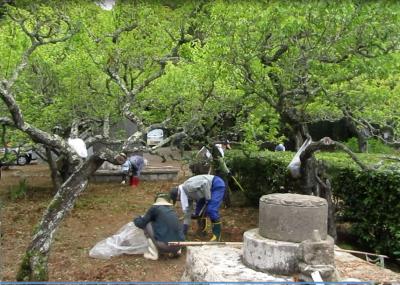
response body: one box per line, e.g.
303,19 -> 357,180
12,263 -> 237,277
143,238 -> 159,260
210,221 -> 222,241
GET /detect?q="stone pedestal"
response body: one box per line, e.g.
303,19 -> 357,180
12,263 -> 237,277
243,228 -> 300,275
181,245 -> 291,282
243,193 -> 329,276
259,193 -> 328,242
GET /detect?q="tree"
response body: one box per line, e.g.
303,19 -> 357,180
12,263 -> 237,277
297,136 -> 370,239
199,1 -> 400,150
0,1 -> 202,280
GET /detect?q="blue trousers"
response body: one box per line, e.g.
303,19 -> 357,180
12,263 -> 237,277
195,176 -> 225,222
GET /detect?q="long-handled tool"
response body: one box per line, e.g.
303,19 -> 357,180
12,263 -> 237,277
231,175 -> 246,193
196,203 -> 208,235
168,241 -> 242,247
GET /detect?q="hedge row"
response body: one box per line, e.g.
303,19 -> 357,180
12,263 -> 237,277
225,150 -> 400,258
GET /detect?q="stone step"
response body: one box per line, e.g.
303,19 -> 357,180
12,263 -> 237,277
91,166 -> 179,182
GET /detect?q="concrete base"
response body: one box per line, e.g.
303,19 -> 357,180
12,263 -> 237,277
90,167 -> 179,182
243,228 -> 300,275
181,245 -> 291,282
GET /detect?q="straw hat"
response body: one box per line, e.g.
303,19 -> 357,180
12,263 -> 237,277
153,193 -> 172,206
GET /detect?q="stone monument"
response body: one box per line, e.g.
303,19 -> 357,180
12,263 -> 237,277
243,193 -> 334,277
182,193 -> 338,282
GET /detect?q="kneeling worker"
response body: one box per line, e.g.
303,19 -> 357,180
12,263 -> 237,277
170,175 -> 225,241
133,193 -> 184,260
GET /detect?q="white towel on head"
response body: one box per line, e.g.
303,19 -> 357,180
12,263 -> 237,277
179,184 -> 189,211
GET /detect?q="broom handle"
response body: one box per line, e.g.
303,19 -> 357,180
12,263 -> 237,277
168,241 -> 389,259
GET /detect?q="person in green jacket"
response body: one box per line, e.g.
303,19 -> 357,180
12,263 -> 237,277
134,193 -> 184,260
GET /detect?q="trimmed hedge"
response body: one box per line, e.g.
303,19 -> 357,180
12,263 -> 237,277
225,150 -> 400,257
226,150 -> 293,204
332,168 -> 400,257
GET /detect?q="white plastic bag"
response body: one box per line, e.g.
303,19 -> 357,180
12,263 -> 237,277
287,137 -> 312,178
89,222 -> 148,259
67,138 -> 88,158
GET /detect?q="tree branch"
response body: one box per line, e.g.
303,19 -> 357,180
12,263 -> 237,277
0,117 -> 15,127
300,137 -> 370,171
106,22 -> 138,43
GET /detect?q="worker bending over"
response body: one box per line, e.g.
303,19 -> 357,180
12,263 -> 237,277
170,175 -> 225,241
134,193 -> 184,260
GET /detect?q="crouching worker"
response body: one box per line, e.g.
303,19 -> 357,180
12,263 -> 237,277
170,175 -> 225,241
133,193 -> 184,260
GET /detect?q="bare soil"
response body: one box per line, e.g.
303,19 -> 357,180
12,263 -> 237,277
0,163 -> 256,281
0,162 -> 399,282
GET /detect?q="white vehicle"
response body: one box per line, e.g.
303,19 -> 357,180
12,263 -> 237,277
146,129 -> 164,146
0,147 -> 38,166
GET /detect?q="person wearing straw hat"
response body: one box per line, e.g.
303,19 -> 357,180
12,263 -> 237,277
133,193 -> 184,260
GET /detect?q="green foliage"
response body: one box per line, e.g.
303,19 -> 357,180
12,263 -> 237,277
333,169 -> 400,258
345,137 -> 398,154
2,1 -> 400,149
226,150 -> 293,205
8,178 -> 28,201
1,150 -> 16,164
226,150 -> 400,257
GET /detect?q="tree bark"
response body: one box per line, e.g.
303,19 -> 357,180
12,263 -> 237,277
317,176 -> 337,240
345,117 -> 369,153
16,155 -> 104,281
45,147 -> 62,192
280,109 -> 309,150
298,137 -> 370,240
292,129 -> 305,151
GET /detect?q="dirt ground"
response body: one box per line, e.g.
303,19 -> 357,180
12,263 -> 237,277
0,160 -> 399,282
0,162 -> 255,281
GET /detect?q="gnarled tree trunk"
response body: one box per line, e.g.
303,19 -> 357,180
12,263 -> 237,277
45,147 -> 62,192
298,137 -> 370,240
345,117 -> 369,153
16,156 -> 104,281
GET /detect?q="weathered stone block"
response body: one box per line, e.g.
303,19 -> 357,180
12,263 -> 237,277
259,193 -> 328,242
242,228 -> 300,275
298,236 -> 335,266
297,234 -> 338,282
182,245 -> 291,282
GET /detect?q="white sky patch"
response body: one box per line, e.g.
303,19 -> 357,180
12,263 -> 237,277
96,0 -> 116,11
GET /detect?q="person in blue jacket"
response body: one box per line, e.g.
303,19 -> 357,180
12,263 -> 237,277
170,174 -> 225,241
134,193 -> 184,260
